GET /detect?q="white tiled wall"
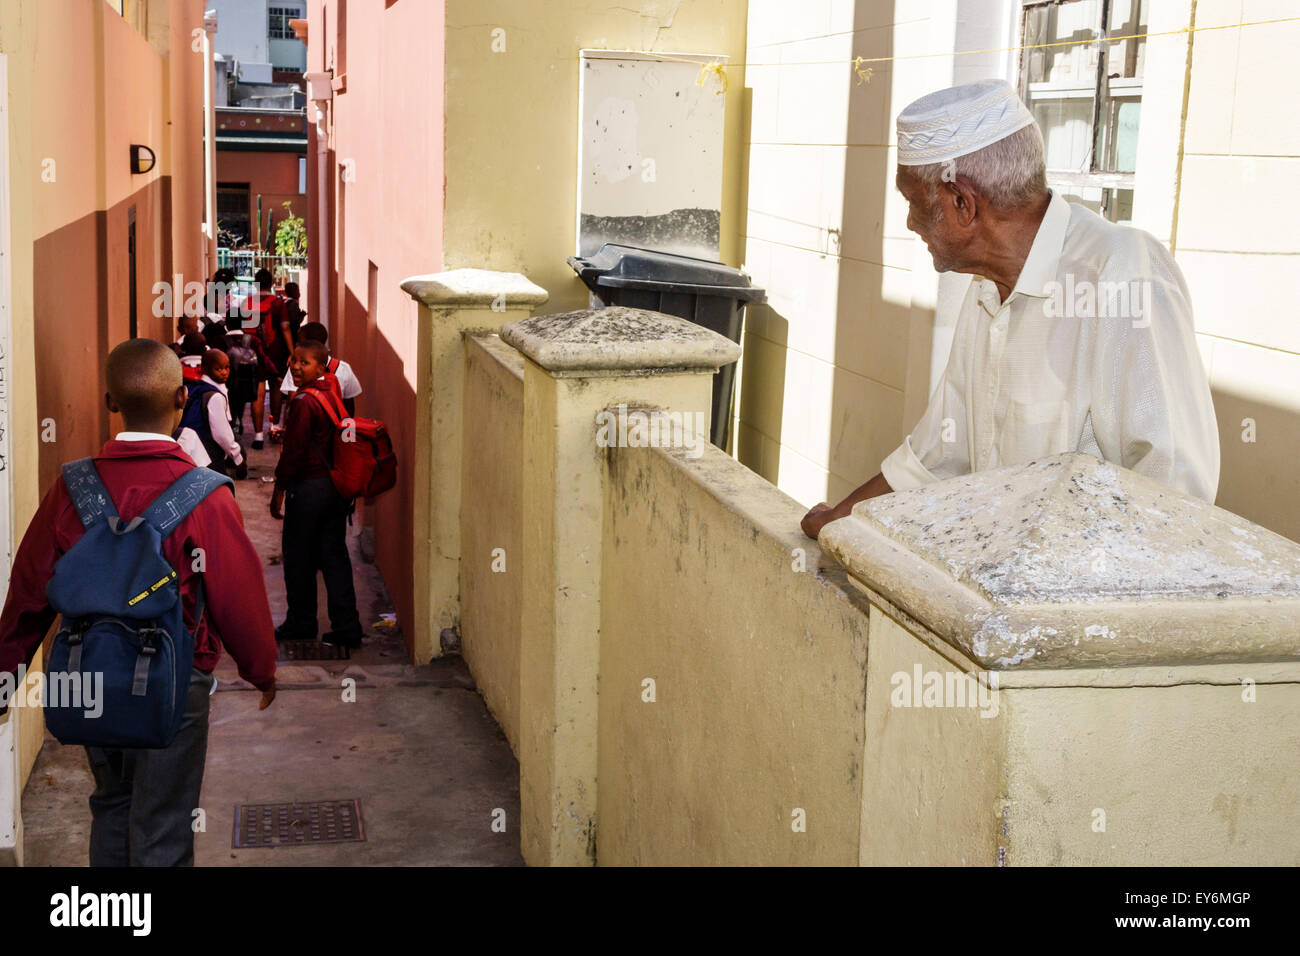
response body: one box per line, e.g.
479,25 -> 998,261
1174,0 -> 1300,540
739,0 -> 962,506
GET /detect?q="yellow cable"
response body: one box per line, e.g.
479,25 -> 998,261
647,15 -> 1298,82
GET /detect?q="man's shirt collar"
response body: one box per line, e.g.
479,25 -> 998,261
1011,189 -> 1072,300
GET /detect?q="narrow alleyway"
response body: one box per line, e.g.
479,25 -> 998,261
19,425 -> 522,866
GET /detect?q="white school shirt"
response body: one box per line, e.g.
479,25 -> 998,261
280,358 -> 363,400
174,428 -> 212,467
118,430 -> 212,467
201,374 -> 243,466
880,191 -> 1220,502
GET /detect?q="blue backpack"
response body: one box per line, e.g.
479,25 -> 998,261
44,458 -> 234,749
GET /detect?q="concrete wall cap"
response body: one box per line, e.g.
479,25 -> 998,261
400,269 -> 549,309
500,307 -> 742,372
820,453 -> 1300,670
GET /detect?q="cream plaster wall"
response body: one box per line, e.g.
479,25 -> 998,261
861,607 -> 1300,866
442,0 -> 749,314
600,440 -> 870,865
460,334 -> 524,750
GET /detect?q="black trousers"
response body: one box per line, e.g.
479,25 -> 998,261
281,475 -> 361,637
85,668 -> 213,866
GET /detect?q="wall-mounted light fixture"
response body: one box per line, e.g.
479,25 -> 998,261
130,144 -> 156,175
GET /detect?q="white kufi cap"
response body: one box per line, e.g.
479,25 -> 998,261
896,79 -> 1036,166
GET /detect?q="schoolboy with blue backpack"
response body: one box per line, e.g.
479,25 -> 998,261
0,339 -> 277,866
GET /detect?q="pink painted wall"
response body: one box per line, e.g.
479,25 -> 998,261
306,0 -> 445,659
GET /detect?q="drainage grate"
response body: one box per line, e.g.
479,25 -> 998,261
277,640 -> 351,661
233,798 -> 366,848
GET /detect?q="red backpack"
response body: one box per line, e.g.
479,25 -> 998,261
304,387 -> 398,501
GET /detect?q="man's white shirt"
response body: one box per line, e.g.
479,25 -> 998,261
881,191 -> 1220,501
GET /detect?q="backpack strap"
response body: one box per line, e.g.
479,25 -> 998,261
304,386 -> 347,426
139,466 -> 235,537
60,458 -> 118,530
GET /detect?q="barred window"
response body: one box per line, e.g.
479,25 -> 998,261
1019,0 -> 1147,224
269,6 -> 303,40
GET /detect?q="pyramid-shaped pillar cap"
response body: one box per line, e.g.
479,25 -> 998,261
501,307 -> 742,374
820,453 -> 1300,670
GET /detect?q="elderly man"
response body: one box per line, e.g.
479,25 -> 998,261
801,79 -> 1219,539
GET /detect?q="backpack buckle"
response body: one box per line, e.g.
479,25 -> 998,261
138,627 -> 160,655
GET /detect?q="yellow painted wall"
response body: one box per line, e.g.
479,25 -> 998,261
860,608 -> 1300,865
858,611 -> 1004,866
1003,673 -> 1300,865
460,334 -> 524,749
600,440 -> 870,865
442,0 -> 749,313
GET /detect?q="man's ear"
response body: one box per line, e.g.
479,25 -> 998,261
943,179 -> 980,228
105,392 -> 120,414
174,385 -> 188,410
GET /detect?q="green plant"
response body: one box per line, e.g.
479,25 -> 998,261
273,201 -> 307,257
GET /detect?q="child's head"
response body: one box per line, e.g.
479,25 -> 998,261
202,348 -> 230,384
299,321 -> 328,346
105,339 -> 187,433
284,282 -> 300,300
177,313 -> 200,338
180,332 -> 207,358
290,341 -> 329,388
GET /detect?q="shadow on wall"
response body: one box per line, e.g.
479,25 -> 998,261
339,283 -> 419,658
827,7 -> 910,505
1211,386 -> 1300,544
737,305 -> 788,484
32,179 -> 170,494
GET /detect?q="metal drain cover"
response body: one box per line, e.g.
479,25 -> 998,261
233,798 -> 366,848
277,640 -> 351,661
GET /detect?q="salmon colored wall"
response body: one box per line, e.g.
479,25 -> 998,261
165,0 -> 208,289
307,0 -> 446,659
0,0 -> 209,789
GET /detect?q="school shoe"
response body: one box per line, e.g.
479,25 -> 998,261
322,628 -> 363,649
251,438 -> 264,450
275,623 -> 316,643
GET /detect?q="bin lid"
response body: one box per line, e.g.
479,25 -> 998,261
567,243 -> 765,302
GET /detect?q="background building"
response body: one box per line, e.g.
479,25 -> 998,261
211,0 -> 308,254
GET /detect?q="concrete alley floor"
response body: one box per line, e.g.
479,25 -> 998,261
20,413 -> 523,866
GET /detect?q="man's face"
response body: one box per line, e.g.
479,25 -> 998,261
290,347 -> 325,388
178,314 -> 199,337
897,166 -> 963,274
209,351 -> 231,384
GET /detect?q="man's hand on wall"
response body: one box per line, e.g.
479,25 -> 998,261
800,472 -> 895,539
801,502 -> 840,539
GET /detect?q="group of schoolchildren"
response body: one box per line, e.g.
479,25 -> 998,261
172,269 -> 367,650
0,272 -> 369,866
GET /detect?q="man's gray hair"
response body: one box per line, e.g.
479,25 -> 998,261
910,122 -> 1048,208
